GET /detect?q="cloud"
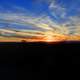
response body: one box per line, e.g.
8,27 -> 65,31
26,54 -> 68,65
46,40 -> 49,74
0,11 -> 70,35
0,4 -> 80,37
49,0 -> 66,19
48,0 -> 80,35
62,16 -> 80,35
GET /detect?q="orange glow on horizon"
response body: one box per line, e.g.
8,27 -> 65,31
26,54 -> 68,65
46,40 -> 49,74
0,34 -> 80,42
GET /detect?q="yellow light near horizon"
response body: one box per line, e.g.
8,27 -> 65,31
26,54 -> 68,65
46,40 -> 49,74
43,31 -> 68,42
43,31 -> 54,42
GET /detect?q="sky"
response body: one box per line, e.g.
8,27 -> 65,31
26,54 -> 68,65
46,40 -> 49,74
0,0 -> 80,36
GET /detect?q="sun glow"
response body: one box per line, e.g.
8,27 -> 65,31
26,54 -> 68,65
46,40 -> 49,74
42,31 -> 67,42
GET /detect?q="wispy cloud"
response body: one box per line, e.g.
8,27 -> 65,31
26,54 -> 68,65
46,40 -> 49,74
62,16 -> 80,35
0,2 -> 80,37
48,0 -> 80,35
0,11 -> 70,35
49,0 -> 66,19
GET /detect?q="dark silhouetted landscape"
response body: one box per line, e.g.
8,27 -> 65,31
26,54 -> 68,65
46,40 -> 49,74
0,41 -> 80,79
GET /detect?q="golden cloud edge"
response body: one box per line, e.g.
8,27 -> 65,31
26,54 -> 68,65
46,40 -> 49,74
0,35 -> 80,42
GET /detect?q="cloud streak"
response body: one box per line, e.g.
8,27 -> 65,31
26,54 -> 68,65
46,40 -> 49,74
0,12 -> 70,35
49,0 -> 67,20
0,1 -> 80,40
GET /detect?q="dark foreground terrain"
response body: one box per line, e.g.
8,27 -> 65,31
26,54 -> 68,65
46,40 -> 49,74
0,41 -> 80,79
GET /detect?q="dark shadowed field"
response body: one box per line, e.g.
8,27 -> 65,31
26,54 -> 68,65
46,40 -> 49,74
0,41 -> 80,79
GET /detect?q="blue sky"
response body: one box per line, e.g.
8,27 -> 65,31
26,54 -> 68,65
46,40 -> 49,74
0,0 -> 80,35
0,0 -> 79,16
0,0 -> 50,15
1,0 -> 80,14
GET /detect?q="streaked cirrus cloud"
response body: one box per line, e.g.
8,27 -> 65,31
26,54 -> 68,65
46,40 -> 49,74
0,0 -> 80,38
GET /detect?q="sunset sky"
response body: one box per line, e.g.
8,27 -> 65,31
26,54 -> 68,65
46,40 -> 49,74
0,0 -> 80,42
